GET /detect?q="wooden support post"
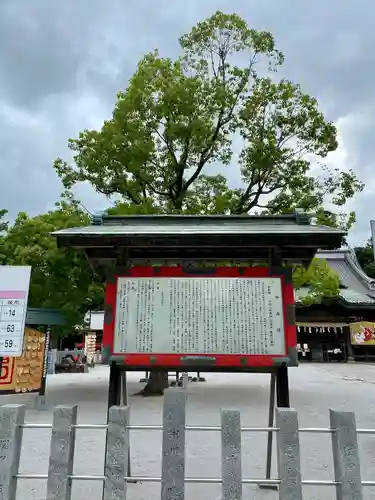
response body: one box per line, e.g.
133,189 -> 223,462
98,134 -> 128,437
108,362 -> 121,412
120,371 -> 128,406
276,364 -> 290,408
259,372 -> 277,490
119,371 -> 135,483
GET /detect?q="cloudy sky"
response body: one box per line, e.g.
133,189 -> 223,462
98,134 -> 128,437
0,0 -> 374,246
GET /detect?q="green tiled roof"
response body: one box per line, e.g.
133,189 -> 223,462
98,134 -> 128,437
53,210 -> 345,268
313,249 -> 375,307
339,289 -> 375,304
53,213 -> 345,237
294,286 -> 375,306
26,308 -> 66,326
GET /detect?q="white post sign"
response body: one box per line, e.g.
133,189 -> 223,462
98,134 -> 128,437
0,266 -> 31,357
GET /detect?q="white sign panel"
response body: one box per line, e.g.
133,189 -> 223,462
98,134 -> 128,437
114,277 -> 285,355
0,266 -> 31,357
89,311 -> 104,331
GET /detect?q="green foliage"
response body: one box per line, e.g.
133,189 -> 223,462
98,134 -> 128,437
107,200 -> 163,216
54,10 -> 362,226
293,258 -> 340,304
0,209 -> 8,233
354,241 -> 375,279
315,208 -> 356,232
1,197 -> 104,332
0,209 -> 8,264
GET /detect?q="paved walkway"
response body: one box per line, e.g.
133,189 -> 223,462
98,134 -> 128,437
2,363 -> 375,499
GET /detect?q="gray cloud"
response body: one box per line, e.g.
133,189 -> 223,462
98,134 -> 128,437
0,0 -> 374,246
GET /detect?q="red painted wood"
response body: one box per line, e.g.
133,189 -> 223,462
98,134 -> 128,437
103,266 -> 296,369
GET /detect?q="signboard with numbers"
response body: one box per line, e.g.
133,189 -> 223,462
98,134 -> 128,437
103,267 -> 297,370
0,266 -> 31,357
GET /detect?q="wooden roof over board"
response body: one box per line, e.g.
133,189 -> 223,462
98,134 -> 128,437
53,209 -> 345,275
26,308 -> 66,326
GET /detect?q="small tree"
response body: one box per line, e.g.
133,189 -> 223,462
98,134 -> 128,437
293,258 -> 340,304
54,11 -> 361,394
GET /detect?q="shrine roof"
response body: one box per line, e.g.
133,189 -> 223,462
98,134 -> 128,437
54,211 -> 345,234
294,248 -> 375,309
26,307 -> 67,326
52,210 -> 345,267
318,249 -> 375,298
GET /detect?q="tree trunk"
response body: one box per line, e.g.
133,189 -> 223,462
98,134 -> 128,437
135,370 -> 169,396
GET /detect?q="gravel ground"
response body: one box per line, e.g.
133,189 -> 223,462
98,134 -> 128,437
2,362 -> 375,500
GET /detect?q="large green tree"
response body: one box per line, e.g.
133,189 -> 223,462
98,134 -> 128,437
55,11 -> 362,224
54,11 -> 359,394
1,198 -> 104,333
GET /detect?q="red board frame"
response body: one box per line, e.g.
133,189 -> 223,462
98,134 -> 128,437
103,266 -> 297,369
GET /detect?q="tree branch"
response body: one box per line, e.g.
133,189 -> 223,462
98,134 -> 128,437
242,183 -> 282,213
155,124 -> 180,169
183,48 -> 229,193
111,179 -> 141,205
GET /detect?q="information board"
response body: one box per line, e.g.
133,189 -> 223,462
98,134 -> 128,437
0,266 -> 31,357
103,267 -> 297,369
114,277 -> 285,355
